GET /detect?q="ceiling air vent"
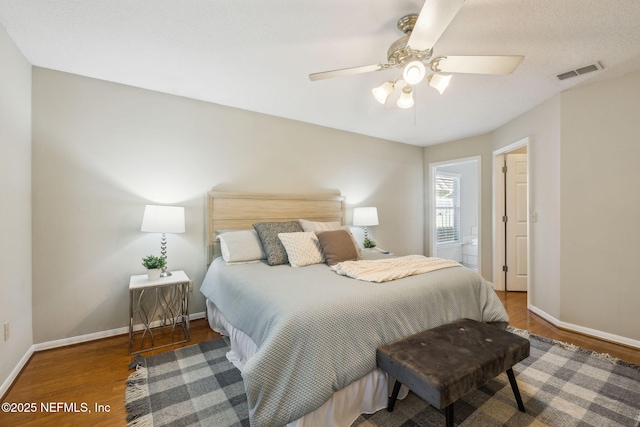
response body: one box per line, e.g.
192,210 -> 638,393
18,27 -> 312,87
556,62 -> 604,81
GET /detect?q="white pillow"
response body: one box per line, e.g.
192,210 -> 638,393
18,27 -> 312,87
299,219 -> 342,232
277,232 -> 324,267
218,230 -> 266,265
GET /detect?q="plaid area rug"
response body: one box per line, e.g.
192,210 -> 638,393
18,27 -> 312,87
355,328 -> 640,427
126,329 -> 640,427
126,338 -> 249,426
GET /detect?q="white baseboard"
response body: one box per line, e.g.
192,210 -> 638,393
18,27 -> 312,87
1,345 -> 35,399
1,311 -> 206,398
32,311 -> 206,352
528,303 -> 640,350
527,303 -> 560,326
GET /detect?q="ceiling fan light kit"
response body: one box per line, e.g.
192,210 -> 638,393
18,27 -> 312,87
428,73 -> 452,95
403,60 -> 426,85
397,86 -> 415,109
372,81 -> 395,104
309,0 -> 524,110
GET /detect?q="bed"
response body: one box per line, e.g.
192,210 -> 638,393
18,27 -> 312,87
200,191 -> 509,427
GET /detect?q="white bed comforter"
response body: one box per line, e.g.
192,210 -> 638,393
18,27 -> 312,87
200,257 -> 508,427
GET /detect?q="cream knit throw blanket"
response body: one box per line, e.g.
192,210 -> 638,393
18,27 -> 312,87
331,255 -> 462,283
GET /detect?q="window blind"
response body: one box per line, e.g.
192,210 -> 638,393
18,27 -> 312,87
435,173 -> 461,244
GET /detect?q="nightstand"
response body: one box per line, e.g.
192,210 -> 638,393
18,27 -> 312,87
361,248 -> 394,260
129,270 -> 191,354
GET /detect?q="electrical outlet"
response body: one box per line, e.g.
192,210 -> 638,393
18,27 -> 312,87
3,322 -> 9,341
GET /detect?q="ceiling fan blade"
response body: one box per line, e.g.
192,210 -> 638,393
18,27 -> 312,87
408,0 -> 465,51
309,64 -> 382,81
434,55 -> 524,74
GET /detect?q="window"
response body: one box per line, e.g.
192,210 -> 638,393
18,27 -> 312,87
435,172 -> 461,244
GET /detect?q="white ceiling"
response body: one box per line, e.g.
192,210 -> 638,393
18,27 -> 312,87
1,0 -> 640,146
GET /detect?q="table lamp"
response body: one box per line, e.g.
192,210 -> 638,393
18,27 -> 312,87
141,204 -> 185,277
353,207 -> 379,241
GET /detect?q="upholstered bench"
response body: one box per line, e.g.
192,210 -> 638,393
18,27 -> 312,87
376,318 -> 530,427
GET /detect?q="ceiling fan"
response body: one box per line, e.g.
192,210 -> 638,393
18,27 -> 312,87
309,0 -> 524,108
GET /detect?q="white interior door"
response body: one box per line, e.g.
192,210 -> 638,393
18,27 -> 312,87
506,153 -> 528,291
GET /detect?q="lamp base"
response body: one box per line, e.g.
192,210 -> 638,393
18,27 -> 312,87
160,268 -> 172,277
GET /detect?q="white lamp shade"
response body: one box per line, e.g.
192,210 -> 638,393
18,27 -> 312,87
353,207 -> 379,227
141,205 -> 185,233
372,81 -> 394,104
397,86 -> 414,109
429,73 -> 452,95
403,60 -> 426,85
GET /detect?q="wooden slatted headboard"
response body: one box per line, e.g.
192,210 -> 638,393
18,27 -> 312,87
206,191 -> 345,266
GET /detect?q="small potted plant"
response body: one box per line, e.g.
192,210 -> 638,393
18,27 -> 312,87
363,237 -> 377,249
142,255 -> 167,281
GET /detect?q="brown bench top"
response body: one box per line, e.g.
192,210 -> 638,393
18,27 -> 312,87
377,318 -> 530,409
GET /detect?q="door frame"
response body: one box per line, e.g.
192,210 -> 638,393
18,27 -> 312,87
492,137 -> 530,292
429,155 -> 482,274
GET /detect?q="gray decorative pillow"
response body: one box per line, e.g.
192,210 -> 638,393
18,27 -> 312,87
253,221 -> 304,265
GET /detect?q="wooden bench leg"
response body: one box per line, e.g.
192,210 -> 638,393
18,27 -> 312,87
506,368 -> 526,412
387,380 -> 402,412
445,404 -> 454,427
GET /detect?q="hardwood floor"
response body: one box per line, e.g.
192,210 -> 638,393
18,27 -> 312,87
0,320 -> 222,427
497,291 -> 640,365
1,292 -> 638,426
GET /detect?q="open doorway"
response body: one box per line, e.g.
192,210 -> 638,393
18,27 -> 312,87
429,156 -> 481,273
493,138 -> 529,292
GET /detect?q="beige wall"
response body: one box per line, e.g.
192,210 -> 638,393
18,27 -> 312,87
560,71 -> 640,341
31,68 -> 424,343
0,24 -> 32,388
